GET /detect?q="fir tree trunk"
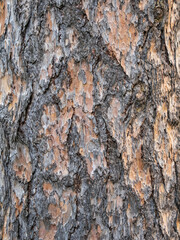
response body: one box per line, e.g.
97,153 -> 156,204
0,0 -> 179,239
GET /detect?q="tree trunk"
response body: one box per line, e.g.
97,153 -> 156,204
0,0 -> 179,239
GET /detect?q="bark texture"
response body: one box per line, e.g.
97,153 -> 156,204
0,0 -> 179,239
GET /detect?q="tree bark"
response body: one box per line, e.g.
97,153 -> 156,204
0,0 -> 179,239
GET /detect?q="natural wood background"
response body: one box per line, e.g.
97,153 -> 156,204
0,0 -> 179,239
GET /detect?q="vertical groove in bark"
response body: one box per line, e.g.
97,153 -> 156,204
0,0 -> 179,239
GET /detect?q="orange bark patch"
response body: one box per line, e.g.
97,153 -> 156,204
107,98 -> 124,152
164,0 -> 179,75
132,116 -> 145,138
126,203 -> 132,223
46,11 -> 53,31
0,73 -> 11,104
177,213 -> 180,235
59,190 -> 75,226
41,104 -> 72,177
148,40 -> 161,65
138,0 -> 147,11
46,189 -> 75,227
154,101 -> 176,192
75,107 -> 107,177
160,210 -> 171,236
40,9 -> 64,87
41,58 -> 106,178
67,59 -> 107,177
13,193 -> 23,217
43,182 -> 53,197
68,58 -> 94,112
83,0 -> 139,76
159,183 -> 166,209
66,28 -> 78,51
48,64 -> 53,78
48,204 -> 61,224
39,221 -> 56,240
13,144 -> 32,182
127,140 -> 151,204
0,72 -> 24,122
8,76 -> 24,117
176,30 -> 180,76
123,129 -> 133,169
0,0 -> 7,36
2,207 -> 10,240
88,224 -> 102,240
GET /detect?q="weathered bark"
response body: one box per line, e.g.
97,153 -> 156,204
0,0 -> 179,239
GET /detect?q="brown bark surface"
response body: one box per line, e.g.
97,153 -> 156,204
0,0 -> 179,239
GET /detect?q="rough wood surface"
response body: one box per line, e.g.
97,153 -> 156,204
0,0 -> 179,239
